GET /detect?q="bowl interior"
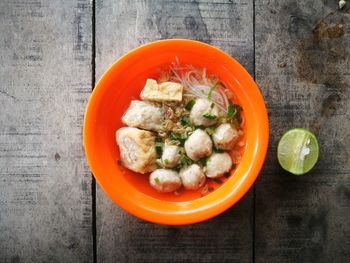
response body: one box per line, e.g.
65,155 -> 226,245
84,40 -> 268,225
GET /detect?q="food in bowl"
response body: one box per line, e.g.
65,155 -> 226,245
116,61 -> 244,194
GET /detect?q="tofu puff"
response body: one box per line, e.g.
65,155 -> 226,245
141,78 -> 183,102
116,127 -> 157,174
122,100 -> 164,132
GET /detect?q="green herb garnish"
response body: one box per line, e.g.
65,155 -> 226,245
163,159 -> 169,165
117,159 -> 122,166
155,142 -> 163,157
185,100 -> 196,111
232,163 -> 237,169
208,187 -> 214,192
180,154 -> 193,167
205,127 -> 216,135
169,132 -> 188,145
214,148 -> 225,153
227,104 -> 243,124
154,177 -> 160,184
218,117 -> 227,124
224,172 -> 231,178
198,156 -> 209,167
180,116 -> 190,126
202,112 -> 217,119
207,83 -> 218,100
226,104 -> 236,119
213,178 -> 223,184
172,164 -> 182,172
195,125 -> 205,129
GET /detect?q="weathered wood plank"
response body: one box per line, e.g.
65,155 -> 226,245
95,0 -> 254,262
0,0 -> 93,262
255,1 -> 350,262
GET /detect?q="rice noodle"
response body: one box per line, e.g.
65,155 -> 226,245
170,60 -> 231,114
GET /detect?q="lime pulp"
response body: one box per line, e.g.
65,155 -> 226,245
277,128 -> 319,175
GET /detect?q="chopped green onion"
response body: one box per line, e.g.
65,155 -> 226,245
218,117 -> 227,124
180,154 -> 193,167
213,178 -> 223,184
163,159 -> 169,165
226,104 -> 236,119
185,100 -> 196,111
154,177 -> 160,184
202,112 -> 217,119
224,172 -> 231,178
117,159 -> 122,166
227,104 -> 243,124
205,127 -> 216,135
195,125 -> 205,129
155,136 -> 163,143
155,143 -> 163,157
214,148 -> 225,153
198,156 -> 209,167
207,83 -> 218,100
232,163 -> 237,169
170,140 -> 179,145
210,103 -> 215,109
171,164 -> 182,172
180,116 -> 190,126
208,187 -> 214,192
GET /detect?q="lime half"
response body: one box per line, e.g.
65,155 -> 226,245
277,128 -> 319,175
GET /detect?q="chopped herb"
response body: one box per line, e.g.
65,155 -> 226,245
214,148 -> 225,153
227,104 -> 243,123
163,159 -> 169,165
169,132 -> 180,140
202,112 -> 217,119
207,83 -> 218,100
172,164 -> 182,172
170,132 -> 187,145
170,140 -> 179,145
208,187 -> 214,192
180,154 -> 193,167
154,177 -> 160,184
205,126 -> 216,135
226,104 -> 236,119
224,172 -> 231,178
232,163 -> 237,169
117,159 -> 122,166
155,136 -> 163,143
210,103 -> 215,109
218,117 -> 227,124
195,125 -> 205,129
180,116 -> 190,126
213,178 -> 223,184
198,156 -> 209,167
185,100 -> 196,111
155,142 -> 163,157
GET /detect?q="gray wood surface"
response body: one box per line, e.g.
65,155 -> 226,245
255,1 -> 350,262
1,0 -> 350,262
95,0 -> 254,262
0,0 -> 93,262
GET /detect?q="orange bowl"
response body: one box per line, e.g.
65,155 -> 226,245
83,39 -> 268,225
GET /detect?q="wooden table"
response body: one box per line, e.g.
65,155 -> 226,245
1,1 -> 349,262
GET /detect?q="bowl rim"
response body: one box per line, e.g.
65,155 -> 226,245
83,39 -> 269,225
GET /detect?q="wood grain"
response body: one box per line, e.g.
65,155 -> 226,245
0,0 -> 93,262
255,1 -> 350,262
95,0 -> 254,262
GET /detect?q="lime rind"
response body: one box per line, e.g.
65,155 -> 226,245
277,128 -> 319,176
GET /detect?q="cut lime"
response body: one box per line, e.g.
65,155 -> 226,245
277,128 -> 319,175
